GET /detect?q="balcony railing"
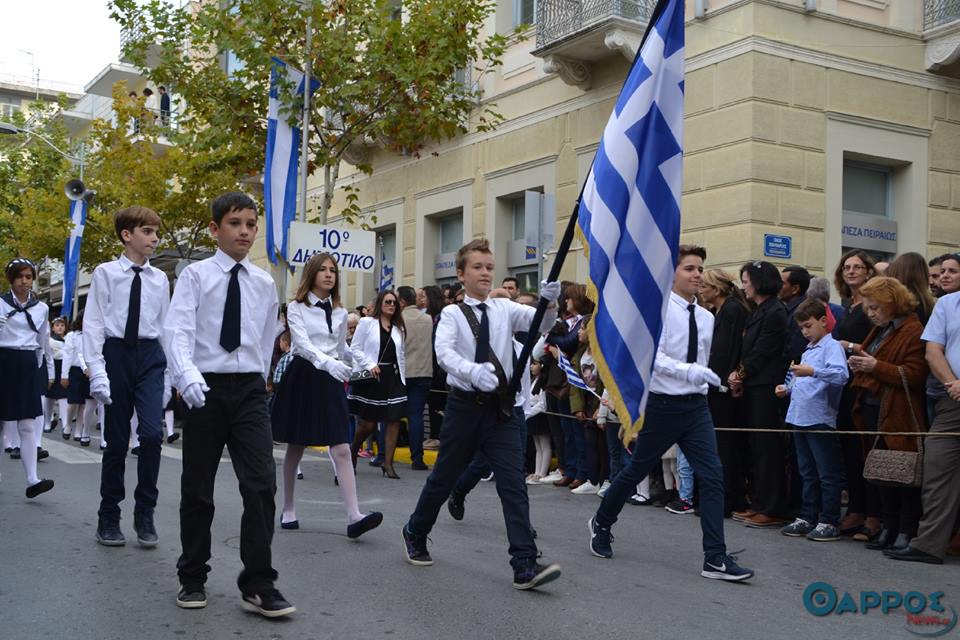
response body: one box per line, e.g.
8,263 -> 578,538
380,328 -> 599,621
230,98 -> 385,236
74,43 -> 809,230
925,0 -> 960,31
535,0 -> 657,51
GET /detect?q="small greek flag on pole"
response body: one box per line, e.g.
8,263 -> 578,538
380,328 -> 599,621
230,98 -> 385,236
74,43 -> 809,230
62,198 -> 87,320
576,0 -> 685,441
558,352 -> 601,399
264,57 -> 316,265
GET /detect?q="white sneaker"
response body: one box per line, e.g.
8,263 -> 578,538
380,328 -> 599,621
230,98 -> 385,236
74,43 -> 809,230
540,470 -> 562,484
597,480 -> 611,497
571,481 -> 600,495
525,474 -> 542,485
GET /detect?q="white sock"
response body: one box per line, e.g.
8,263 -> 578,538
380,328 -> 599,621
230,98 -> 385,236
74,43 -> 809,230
535,435 -> 552,477
3,420 -> 21,449
662,459 -> 677,491
637,475 -> 650,499
164,410 -> 174,437
330,443 -> 363,524
57,399 -> 68,429
281,445 -> 303,523
66,404 -> 81,435
82,400 -> 98,439
34,415 -> 44,448
17,419 -> 40,485
129,413 -> 140,448
43,397 -> 55,429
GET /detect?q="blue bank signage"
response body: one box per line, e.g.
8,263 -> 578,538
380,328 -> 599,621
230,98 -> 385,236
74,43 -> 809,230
842,211 -> 898,254
763,234 -> 792,259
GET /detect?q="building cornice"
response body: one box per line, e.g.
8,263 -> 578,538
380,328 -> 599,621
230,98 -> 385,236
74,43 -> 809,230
825,111 -> 931,137
687,35 -> 960,93
483,154 -> 559,180
414,178 -> 475,201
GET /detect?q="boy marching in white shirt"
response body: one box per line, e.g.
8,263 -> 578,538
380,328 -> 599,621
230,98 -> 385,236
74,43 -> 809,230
84,206 -> 171,548
163,192 -> 294,618
401,239 -> 563,590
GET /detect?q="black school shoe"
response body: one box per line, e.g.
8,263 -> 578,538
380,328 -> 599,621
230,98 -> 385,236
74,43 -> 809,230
37,447 -> 49,460
347,512 -> 383,539
25,479 -> 54,499
10,447 -> 20,459
240,588 -> 296,618
134,511 -> 159,548
513,561 -> 562,590
447,495 -> 465,521
176,585 -> 207,609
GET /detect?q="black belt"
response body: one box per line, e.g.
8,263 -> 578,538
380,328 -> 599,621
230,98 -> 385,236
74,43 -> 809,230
649,392 -> 705,402
449,388 -> 500,406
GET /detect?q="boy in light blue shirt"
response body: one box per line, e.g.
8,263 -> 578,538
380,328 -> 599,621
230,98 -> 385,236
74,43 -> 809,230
775,298 -> 848,541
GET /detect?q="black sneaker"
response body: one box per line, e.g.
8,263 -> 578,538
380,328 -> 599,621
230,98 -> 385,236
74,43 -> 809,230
665,499 -> 694,514
513,561 -> 562,590
588,516 -> 613,558
447,495 -> 465,521
176,586 -> 207,609
701,552 -> 754,582
401,525 -> 433,566
781,518 -> 815,537
241,588 -> 296,618
134,512 -> 159,548
411,460 -> 429,470
96,519 -> 126,547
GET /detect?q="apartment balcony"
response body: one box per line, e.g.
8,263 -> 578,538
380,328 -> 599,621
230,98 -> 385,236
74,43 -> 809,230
84,63 -> 145,98
924,0 -> 960,78
532,0 -> 656,89
120,22 -> 166,69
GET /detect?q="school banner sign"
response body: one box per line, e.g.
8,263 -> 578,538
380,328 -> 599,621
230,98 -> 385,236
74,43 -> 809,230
287,222 -> 377,273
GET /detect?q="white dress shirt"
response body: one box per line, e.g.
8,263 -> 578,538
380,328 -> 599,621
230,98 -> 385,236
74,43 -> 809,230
49,336 -> 65,361
163,249 -> 280,389
649,291 -> 715,396
83,254 -> 171,381
350,316 -> 406,384
436,295 -> 556,393
287,292 -> 351,369
62,331 -> 87,372
0,292 -> 54,377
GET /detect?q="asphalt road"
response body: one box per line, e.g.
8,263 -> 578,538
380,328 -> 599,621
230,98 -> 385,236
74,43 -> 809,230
0,433 -> 954,640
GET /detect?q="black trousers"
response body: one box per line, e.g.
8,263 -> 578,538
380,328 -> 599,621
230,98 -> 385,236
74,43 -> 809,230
99,338 -> 165,521
177,373 -> 278,594
744,384 -> 789,517
408,392 -> 537,571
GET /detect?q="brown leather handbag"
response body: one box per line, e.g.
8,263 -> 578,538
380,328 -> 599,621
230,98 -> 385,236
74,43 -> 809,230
862,367 -> 924,488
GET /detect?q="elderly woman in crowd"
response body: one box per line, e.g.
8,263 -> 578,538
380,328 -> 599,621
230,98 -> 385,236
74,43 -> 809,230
849,276 -> 928,552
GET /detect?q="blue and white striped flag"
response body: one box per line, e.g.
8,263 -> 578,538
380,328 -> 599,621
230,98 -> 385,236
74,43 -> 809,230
576,0 -> 684,440
62,198 -> 87,319
264,57 -> 317,265
558,352 -> 590,391
379,242 -> 394,292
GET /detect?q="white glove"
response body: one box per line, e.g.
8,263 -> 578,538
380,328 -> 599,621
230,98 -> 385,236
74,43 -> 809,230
686,364 -> 721,388
163,386 -> 172,408
182,382 -> 210,409
469,362 -> 499,392
540,280 -> 562,303
324,359 -> 353,383
90,376 -> 112,406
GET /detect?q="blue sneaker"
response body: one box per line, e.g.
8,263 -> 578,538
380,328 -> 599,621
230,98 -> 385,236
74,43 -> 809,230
588,516 -> 613,558
701,552 -> 754,582
513,561 -> 562,590
401,525 -> 433,566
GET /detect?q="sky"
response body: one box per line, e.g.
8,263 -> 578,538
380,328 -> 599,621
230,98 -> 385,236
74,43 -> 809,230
0,0 -> 123,94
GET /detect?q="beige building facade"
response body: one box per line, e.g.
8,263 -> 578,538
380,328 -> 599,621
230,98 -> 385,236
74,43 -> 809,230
298,0 -> 960,307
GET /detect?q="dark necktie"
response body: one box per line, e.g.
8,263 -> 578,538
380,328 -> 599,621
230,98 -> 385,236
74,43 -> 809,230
5,293 -> 38,333
316,298 -> 333,333
686,303 -> 698,363
219,263 -> 242,353
475,302 -> 490,364
124,266 -> 143,347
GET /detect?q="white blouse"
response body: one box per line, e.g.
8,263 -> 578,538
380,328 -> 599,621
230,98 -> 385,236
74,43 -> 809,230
286,292 -> 352,369
0,293 -> 54,378
62,331 -> 87,372
49,336 -> 65,361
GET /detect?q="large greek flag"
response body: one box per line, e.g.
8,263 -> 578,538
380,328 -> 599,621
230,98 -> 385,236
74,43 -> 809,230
61,199 -> 87,320
576,0 -> 684,440
264,57 -> 316,265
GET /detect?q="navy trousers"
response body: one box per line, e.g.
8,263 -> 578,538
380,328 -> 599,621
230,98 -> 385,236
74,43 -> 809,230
595,393 -> 727,558
408,393 -> 537,570
98,338 -> 165,522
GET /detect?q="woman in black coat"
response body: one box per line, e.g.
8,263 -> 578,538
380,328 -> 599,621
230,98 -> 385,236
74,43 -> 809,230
700,269 -> 751,516
728,260 -> 789,527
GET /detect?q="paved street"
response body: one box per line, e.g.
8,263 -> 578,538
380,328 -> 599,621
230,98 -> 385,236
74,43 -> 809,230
0,433 -> 953,640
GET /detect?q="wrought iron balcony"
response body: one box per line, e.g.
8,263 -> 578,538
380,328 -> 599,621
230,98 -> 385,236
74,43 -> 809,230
532,0 -> 656,89
925,0 -> 960,31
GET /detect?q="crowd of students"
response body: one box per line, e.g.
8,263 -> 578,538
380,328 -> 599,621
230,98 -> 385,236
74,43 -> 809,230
5,190 -> 959,620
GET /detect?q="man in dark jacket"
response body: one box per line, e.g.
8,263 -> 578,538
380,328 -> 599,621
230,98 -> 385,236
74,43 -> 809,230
780,265 -> 811,366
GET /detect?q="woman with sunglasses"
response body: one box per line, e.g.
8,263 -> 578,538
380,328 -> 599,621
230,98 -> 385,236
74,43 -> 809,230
349,290 -> 407,479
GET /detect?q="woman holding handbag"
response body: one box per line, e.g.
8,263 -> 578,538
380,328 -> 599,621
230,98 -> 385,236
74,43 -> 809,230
849,276 -> 928,553
349,290 -> 407,479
